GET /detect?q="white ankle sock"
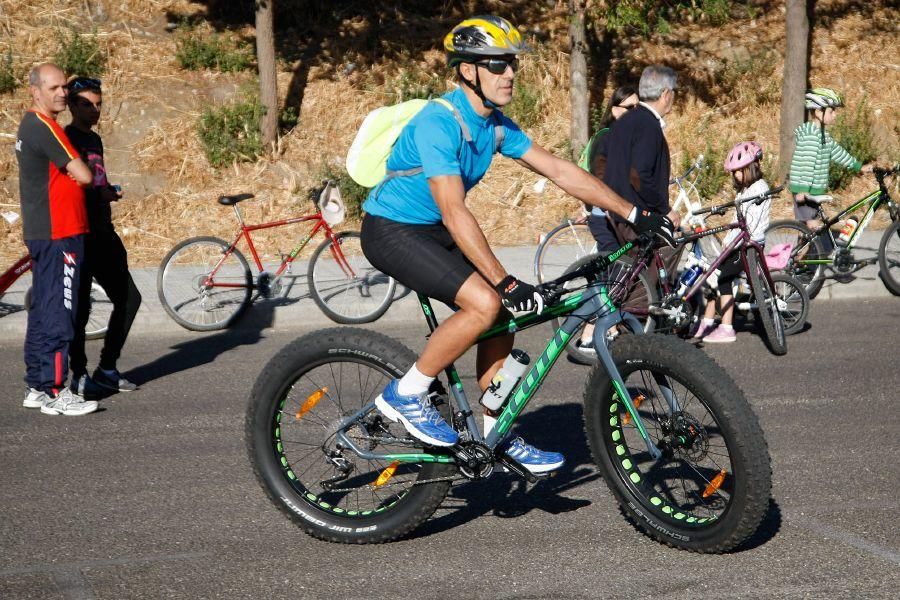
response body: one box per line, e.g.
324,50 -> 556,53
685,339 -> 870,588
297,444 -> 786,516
719,323 -> 734,331
483,414 -> 497,437
396,363 -> 434,396
702,318 -> 715,325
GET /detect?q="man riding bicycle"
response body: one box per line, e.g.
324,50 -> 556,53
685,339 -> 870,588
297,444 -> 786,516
360,16 -> 674,474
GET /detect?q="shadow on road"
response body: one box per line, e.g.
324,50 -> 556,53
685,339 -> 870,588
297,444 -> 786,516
411,403 -> 597,540
412,401 -> 782,552
124,301 -> 275,386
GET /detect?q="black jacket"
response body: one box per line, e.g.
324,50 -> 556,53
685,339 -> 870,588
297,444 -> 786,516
601,105 -> 670,216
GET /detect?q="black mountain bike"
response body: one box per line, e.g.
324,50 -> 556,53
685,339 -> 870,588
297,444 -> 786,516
245,235 -> 772,553
764,165 -> 900,298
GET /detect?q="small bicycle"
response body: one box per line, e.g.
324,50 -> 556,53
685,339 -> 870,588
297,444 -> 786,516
157,182 -> 396,331
764,165 -> 900,298
245,234 -> 772,552
0,253 -> 112,340
555,186 -> 808,362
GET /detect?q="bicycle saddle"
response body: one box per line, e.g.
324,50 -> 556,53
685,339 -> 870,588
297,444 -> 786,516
218,193 -> 255,206
805,194 -> 833,204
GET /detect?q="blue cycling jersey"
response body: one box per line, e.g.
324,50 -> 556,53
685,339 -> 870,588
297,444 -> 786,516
362,87 -> 532,225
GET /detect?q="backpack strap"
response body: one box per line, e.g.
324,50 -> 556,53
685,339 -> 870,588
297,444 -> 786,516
376,99 -> 500,198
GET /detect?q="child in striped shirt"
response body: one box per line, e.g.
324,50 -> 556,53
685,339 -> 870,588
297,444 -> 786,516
789,87 -> 872,230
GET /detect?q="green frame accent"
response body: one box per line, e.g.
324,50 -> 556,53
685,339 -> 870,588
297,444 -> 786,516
795,188 -> 886,267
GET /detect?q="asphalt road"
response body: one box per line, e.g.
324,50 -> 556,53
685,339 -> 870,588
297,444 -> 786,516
1,298 -> 898,599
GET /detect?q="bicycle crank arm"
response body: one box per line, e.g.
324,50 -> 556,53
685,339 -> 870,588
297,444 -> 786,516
495,451 -> 539,483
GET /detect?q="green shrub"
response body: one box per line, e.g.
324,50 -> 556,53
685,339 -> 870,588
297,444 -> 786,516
681,143 -> 727,202
387,67 -> 445,103
506,79 -> 542,130
197,100 -> 264,167
601,0 -> 734,35
314,162 -> 368,222
55,28 -> 105,78
176,32 -> 253,72
0,49 -> 17,94
829,96 -> 879,190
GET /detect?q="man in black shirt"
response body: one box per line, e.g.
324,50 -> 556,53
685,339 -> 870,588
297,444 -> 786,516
64,77 -> 142,395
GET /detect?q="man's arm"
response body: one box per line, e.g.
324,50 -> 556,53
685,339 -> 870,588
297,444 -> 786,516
515,143 -> 635,221
66,157 -> 93,186
429,174 -> 507,286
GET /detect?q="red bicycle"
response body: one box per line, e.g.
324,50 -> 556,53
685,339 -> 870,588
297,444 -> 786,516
156,181 -> 396,331
1,253 -> 113,340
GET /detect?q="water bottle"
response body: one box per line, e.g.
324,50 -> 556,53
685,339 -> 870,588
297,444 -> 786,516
838,217 -> 858,245
480,350 -> 530,411
676,265 -> 703,296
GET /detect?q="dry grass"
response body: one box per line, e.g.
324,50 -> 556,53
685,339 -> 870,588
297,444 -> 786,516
1,0 -> 898,268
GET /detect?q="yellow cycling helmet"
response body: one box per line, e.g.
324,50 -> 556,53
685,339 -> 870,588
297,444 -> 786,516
444,16 -> 527,66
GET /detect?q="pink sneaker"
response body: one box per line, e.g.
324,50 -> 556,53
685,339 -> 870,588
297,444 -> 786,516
703,325 -> 736,343
691,321 -> 717,341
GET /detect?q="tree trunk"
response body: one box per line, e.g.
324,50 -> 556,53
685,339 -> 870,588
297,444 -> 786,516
569,0 -> 589,161
256,0 -> 278,150
779,0 -> 811,178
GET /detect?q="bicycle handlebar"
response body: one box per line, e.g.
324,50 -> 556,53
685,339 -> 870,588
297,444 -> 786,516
691,185 -> 785,216
670,154 -> 705,185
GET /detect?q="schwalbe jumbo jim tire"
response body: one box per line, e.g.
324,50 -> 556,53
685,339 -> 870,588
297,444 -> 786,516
245,327 -> 453,544
582,334 -> 772,553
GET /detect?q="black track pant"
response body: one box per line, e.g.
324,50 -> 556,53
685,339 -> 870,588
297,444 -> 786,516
70,230 -> 141,376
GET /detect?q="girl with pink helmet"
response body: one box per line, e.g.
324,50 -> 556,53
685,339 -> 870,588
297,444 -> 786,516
693,141 -> 770,343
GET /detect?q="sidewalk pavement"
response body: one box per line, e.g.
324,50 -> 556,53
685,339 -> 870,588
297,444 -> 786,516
0,231 -> 894,340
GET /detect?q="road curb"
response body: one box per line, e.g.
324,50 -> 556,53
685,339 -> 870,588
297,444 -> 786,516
0,237 -> 894,340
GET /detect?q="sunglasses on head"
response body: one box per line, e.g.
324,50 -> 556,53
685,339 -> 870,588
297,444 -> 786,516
67,77 -> 102,93
475,57 -> 518,75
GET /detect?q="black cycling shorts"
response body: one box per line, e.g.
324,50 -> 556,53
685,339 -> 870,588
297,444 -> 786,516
361,214 -> 478,306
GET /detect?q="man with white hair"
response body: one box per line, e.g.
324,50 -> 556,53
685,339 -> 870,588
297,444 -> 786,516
604,65 -> 682,232
16,63 -> 98,416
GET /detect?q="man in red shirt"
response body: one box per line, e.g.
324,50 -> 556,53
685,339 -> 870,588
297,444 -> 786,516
16,63 -> 98,416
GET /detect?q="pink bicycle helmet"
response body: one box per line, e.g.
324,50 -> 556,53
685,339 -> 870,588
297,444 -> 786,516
724,141 -> 763,172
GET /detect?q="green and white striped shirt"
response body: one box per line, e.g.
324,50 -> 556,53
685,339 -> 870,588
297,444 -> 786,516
788,121 -> 862,195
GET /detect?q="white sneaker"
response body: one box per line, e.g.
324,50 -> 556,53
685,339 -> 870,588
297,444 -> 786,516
23,387 -> 46,409
40,388 -> 99,416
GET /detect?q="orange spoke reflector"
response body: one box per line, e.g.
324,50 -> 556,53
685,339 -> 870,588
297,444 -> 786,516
374,461 -> 400,487
296,387 -> 328,420
622,394 -> 646,425
703,469 -> 728,498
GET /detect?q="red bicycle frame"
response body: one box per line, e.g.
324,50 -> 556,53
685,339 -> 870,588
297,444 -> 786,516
0,254 -> 32,296
203,202 -> 354,291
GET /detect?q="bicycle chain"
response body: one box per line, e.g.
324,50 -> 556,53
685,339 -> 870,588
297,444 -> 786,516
325,474 -> 464,493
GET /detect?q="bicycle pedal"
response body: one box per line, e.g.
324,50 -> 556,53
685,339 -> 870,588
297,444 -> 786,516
496,452 -> 539,483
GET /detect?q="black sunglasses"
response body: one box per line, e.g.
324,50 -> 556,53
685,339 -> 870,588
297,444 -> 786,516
616,103 -> 638,110
475,57 -> 518,75
67,77 -> 102,93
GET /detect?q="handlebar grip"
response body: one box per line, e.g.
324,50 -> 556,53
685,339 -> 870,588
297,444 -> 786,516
692,205 -> 712,215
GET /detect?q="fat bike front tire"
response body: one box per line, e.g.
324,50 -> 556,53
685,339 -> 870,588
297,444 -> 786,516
583,334 -> 772,553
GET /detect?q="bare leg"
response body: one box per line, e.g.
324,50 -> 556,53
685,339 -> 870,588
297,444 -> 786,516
416,272 -> 505,380
719,294 -> 735,327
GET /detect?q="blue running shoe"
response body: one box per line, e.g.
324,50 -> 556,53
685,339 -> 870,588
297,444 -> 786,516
501,437 -> 564,474
374,380 -> 458,447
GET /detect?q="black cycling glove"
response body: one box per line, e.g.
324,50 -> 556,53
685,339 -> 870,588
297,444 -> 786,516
495,275 -> 544,314
632,209 -> 676,247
